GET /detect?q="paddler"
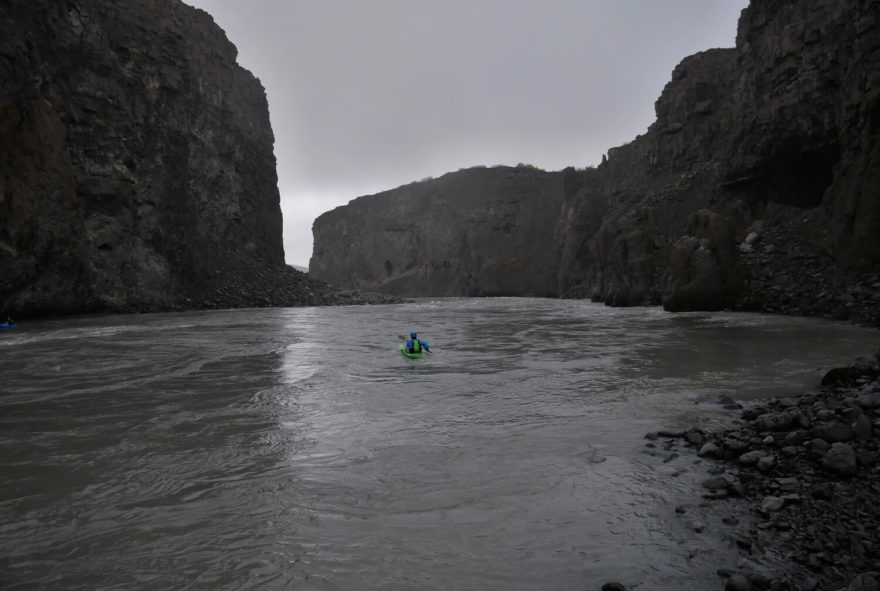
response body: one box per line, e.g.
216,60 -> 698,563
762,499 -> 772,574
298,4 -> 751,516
405,331 -> 430,354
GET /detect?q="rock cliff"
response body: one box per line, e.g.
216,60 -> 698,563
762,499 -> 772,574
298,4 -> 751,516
0,0 -> 358,318
311,166 -> 564,297
311,0 -> 880,325
559,0 -> 880,325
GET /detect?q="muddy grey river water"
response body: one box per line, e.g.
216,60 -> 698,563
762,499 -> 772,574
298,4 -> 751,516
1,298 -> 878,590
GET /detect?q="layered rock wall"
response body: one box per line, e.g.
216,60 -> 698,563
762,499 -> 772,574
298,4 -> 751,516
311,166 -> 564,297
559,0 -> 880,321
0,0 -> 318,316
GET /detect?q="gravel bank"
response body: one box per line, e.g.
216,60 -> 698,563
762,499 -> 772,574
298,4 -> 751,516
644,351 -> 880,591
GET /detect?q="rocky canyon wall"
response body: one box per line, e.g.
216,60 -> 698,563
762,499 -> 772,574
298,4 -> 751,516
559,0 -> 880,324
0,0 -> 334,317
311,166 -> 564,297
312,0 -> 880,325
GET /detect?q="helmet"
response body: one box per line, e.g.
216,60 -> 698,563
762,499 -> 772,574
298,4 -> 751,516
410,331 -> 417,338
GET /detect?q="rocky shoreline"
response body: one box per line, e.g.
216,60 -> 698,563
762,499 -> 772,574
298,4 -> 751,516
191,265 -> 406,310
616,351 -> 880,591
735,218 -> 880,330
93,265 -> 405,316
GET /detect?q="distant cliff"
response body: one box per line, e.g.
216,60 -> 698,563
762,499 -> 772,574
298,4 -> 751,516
311,0 -> 880,325
311,166 -> 564,297
0,0 -> 356,317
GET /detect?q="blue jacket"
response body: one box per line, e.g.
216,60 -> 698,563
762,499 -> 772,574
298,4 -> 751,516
406,338 -> 429,353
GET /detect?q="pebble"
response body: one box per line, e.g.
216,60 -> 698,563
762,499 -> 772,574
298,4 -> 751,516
822,442 -> 858,476
699,442 -> 721,457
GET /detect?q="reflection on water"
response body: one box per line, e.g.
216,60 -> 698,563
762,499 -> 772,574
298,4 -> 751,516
0,300 -> 876,589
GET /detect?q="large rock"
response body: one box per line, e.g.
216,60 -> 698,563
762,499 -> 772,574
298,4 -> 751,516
0,0 -> 324,316
821,442 -> 858,476
664,209 -> 743,311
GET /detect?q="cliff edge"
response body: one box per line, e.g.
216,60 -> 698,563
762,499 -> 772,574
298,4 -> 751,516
0,0 -> 356,317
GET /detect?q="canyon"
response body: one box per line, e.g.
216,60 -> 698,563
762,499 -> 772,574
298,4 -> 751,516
311,0 -> 880,326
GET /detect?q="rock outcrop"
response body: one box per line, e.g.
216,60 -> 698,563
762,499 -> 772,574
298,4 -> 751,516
311,0 -> 880,325
311,166 -> 564,297
560,0 -> 880,323
0,0 -> 360,317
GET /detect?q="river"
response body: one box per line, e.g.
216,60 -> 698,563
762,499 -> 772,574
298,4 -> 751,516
1,298 -> 877,590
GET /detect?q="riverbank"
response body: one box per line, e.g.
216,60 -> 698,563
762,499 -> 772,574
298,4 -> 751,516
638,351 -> 880,591
735,218 -> 880,330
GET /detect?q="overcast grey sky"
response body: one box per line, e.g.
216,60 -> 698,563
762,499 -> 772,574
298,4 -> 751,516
184,0 -> 749,267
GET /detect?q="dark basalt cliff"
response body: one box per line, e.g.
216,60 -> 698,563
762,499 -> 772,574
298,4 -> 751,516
0,0 -> 356,318
559,0 -> 880,323
311,166 -> 564,297
311,0 -> 880,325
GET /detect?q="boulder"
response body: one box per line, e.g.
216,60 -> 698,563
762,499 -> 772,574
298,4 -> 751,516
755,410 -> 801,432
698,442 -> 720,457
821,442 -> 858,477
822,367 -> 864,387
760,496 -> 785,513
811,423 -> 857,443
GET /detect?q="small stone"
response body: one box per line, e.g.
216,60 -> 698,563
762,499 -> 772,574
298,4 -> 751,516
685,430 -> 704,446
781,431 -> 804,446
698,442 -> 720,457
857,391 -> 880,408
755,409 -> 800,431
725,573 -> 754,591
760,496 -> 785,513
601,583 -> 627,591
723,436 -> 750,451
775,477 -> 800,491
822,442 -> 858,476
702,475 -> 732,491
738,450 -> 767,465
854,413 -> 873,439
811,422 -> 856,443
811,482 -> 834,500
756,455 -> 776,471
808,438 -> 831,455
843,573 -> 879,591
657,429 -> 687,438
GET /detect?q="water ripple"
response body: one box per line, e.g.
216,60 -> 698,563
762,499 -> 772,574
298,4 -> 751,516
1,302 -> 877,589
